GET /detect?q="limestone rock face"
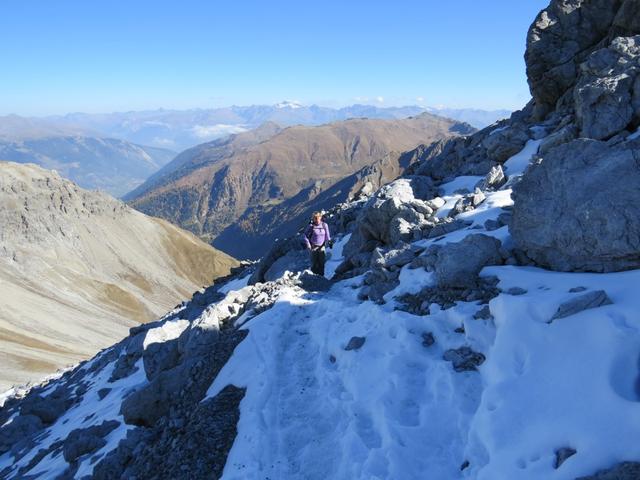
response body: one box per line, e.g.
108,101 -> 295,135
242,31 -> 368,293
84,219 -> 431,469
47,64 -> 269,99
525,0 -> 624,118
511,138 -> 640,272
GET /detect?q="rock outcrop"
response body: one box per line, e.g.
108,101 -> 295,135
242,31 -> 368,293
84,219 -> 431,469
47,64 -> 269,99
511,137 -> 640,272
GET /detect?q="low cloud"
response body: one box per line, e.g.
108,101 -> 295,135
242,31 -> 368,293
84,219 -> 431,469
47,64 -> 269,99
191,124 -> 248,139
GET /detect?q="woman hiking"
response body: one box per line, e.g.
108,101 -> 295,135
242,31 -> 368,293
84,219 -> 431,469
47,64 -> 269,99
303,212 -> 332,276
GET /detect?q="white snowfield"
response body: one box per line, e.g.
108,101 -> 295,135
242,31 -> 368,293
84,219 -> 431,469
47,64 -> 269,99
3,139 -> 640,479
206,138 -> 640,479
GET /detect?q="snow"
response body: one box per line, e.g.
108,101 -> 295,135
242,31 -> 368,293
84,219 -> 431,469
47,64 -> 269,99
439,176 -> 484,196
207,283 -> 483,479
503,139 -> 542,176
489,126 -> 508,136
324,233 -> 350,279
0,355 -> 147,479
143,318 -> 190,348
218,274 -> 251,294
466,267 -> 640,479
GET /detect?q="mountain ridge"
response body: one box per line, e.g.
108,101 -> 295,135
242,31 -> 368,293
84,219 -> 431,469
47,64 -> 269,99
127,113 -> 475,259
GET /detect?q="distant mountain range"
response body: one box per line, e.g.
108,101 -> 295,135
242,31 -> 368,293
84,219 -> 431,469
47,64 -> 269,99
0,104 -> 508,197
8,103 -> 509,152
127,113 -> 475,259
0,114 -> 176,197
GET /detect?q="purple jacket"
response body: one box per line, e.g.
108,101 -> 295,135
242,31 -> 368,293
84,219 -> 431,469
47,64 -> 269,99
303,221 -> 330,249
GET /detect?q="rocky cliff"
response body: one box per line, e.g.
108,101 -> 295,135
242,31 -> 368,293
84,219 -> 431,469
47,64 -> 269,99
0,162 -> 237,390
2,1 -> 640,479
127,114 -> 474,259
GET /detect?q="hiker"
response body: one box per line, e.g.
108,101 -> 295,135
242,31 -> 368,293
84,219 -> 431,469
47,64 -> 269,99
303,212 -> 332,276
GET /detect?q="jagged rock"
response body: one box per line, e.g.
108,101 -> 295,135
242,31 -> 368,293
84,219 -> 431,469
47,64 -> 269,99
492,213 -> 511,233
342,177 -> 439,264
569,286 -> 588,293
143,340 -> 182,381
0,414 -> 43,455
525,0 -> 624,119
574,36 -> 640,140
577,462 -> 640,480
20,395 -> 66,425
443,347 -> 485,372
408,134 -> 496,181
371,244 -> 420,270
425,219 -> 468,239
249,237 -> 305,284
554,446 -> 577,469
473,305 -> 493,320
292,271 -> 332,292
264,249 -> 309,281
431,235 -> 503,288
476,165 -> 506,191
506,287 -> 527,296
550,290 -> 613,321
345,336 -> 366,351
63,420 -> 120,462
421,332 -> 435,347
539,123 -> 579,154
397,277 -> 500,313
511,138 -> 640,272
448,190 -> 485,218
97,388 -> 111,400
482,124 -> 531,162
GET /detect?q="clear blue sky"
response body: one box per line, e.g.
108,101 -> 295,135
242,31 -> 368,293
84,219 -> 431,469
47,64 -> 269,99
0,0 -> 549,116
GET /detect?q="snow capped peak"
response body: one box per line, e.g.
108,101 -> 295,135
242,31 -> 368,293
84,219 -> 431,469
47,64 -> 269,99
274,100 -> 304,109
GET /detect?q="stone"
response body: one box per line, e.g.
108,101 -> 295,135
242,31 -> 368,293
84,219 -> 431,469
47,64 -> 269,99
20,395 -> 66,425
525,0 -> 623,118
292,271 -> 332,292
421,332 -> 435,347
0,415 -> 43,455
473,305 -> 493,320
432,235 -> 503,288
554,447 -> 577,469
97,388 -> 111,400
550,290 -> 613,321
476,165 -> 506,191
574,61 -> 636,140
506,287 -> 527,296
576,462 -> 640,480
511,139 -> 640,272
63,420 -> 120,463
143,340 -> 182,381
443,347 -> 486,372
569,286 -> 587,293
482,125 -> 531,163
539,124 -> 579,155
345,336 -> 366,351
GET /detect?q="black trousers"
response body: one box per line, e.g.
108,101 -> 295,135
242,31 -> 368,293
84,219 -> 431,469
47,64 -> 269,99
310,246 -> 326,276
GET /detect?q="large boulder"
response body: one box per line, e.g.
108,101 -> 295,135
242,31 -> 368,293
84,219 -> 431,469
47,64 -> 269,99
511,137 -> 640,272
430,234 -> 503,288
525,0 -> 624,118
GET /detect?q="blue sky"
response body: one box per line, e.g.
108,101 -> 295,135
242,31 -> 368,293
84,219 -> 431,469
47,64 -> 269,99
0,0 -> 549,116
